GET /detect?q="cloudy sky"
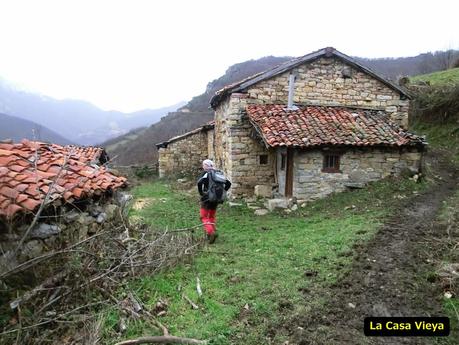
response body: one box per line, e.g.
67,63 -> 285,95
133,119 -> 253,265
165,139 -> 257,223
0,0 -> 457,112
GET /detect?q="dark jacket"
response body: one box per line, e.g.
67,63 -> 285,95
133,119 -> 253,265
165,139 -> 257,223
197,170 -> 231,209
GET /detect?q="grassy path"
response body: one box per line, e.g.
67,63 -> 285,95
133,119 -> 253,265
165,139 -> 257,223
104,179 -> 425,344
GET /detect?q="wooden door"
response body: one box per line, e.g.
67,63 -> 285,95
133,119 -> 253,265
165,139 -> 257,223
285,148 -> 294,197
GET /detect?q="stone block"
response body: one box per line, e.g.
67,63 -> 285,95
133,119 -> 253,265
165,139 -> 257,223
30,223 -> 61,239
254,209 -> 269,216
265,198 -> 290,211
403,153 -> 421,161
254,185 -> 272,198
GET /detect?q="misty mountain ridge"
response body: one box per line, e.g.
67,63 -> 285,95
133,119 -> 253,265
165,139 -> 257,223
0,113 -> 73,145
0,78 -> 185,145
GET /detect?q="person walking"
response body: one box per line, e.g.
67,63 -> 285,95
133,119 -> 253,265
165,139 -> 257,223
197,159 -> 231,244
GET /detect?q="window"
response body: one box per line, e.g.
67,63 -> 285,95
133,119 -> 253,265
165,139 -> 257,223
280,153 -> 286,170
259,154 -> 268,165
341,66 -> 352,79
322,154 -> 341,173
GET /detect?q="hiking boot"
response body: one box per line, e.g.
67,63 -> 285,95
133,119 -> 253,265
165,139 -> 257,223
207,233 -> 218,244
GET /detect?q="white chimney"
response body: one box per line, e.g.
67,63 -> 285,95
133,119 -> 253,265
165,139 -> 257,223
287,72 -> 296,110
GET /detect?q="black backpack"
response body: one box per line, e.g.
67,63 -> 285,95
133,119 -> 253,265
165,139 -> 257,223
207,170 -> 227,204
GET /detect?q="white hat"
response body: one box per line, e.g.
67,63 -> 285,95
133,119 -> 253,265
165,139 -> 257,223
202,159 -> 215,171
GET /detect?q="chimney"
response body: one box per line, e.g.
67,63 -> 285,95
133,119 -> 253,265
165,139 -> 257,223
287,72 -> 296,109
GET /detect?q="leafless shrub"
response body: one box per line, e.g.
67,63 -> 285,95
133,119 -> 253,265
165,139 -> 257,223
0,216 -> 203,345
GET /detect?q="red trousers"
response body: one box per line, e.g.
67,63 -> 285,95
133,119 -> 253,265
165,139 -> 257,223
200,208 -> 216,235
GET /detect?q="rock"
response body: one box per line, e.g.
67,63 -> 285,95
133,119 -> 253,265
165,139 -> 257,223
22,240 -> 44,259
89,205 -> 103,217
254,209 -> 269,216
30,223 -> 61,239
348,302 -> 356,309
105,204 -> 119,220
265,198 -> 290,211
229,202 -> 243,207
254,185 -> 272,198
291,204 -> 298,211
78,225 -> 89,240
284,209 -> 292,214
0,251 -> 18,273
247,204 -> 260,210
87,223 -> 98,235
115,191 -> 133,215
78,213 -> 95,225
63,210 -> 80,223
177,178 -> 188,183
96,212 -> 107,224
444,291 -> 453,299
300,203 -> 307,208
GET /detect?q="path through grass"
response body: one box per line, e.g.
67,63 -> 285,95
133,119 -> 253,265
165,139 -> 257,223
103,178 -> 425,344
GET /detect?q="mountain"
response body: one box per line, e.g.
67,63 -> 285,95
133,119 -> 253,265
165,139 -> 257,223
0,113 -> 73,145
103,56 -> 292,165
104,112 -> 214,165
104,49 -> 459,166
0,78 -> 185,145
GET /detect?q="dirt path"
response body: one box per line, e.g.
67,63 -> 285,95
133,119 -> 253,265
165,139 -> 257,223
288,151 -> 458,345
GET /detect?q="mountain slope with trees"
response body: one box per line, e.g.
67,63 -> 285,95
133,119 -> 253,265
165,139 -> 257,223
105,49 -> 459,165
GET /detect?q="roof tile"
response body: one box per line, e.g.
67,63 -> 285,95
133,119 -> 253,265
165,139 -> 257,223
246,105 -> 425,148
0,140 -> 126,219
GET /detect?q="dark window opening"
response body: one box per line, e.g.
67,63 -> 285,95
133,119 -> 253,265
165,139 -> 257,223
322,154 -> 341,173
341,66 -> 352,79
280,153 -> 286,170
259,154 -> 268,165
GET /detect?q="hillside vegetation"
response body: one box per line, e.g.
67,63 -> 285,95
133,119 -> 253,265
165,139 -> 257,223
410,67 -> 459,162
411,67 -> 459,86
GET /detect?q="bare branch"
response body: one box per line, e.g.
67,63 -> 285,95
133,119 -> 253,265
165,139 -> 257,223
114,335 -> 207,345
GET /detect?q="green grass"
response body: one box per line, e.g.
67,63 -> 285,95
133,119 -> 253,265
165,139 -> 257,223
435,189 -> 459,344
411,67 -> 459,86
99,177 -> 426,344
412,123 -> 459,164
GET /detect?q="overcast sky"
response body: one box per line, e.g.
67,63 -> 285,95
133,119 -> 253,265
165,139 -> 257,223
0,0 -> 458,112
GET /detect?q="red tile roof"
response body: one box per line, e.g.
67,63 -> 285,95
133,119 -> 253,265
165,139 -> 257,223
246,105 -> 425,148
156,121 -> 215,149
0,140 -> 127,219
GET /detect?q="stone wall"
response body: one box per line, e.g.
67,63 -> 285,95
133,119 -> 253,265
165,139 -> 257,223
288,148 -> 422,200
246,56 -> 409,128
214,95 -> 275,197
158,129 -> 212,178
0,194 -> 129,275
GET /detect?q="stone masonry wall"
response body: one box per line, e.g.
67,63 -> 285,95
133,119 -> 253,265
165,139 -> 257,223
0,197 -> 125,276
292,148 -> 422,200
158,130 -> 211,178
246,56 -> 410,128
214,95 -> 275,197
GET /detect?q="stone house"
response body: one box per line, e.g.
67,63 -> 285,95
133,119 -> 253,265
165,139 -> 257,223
157,47 -> 426,200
